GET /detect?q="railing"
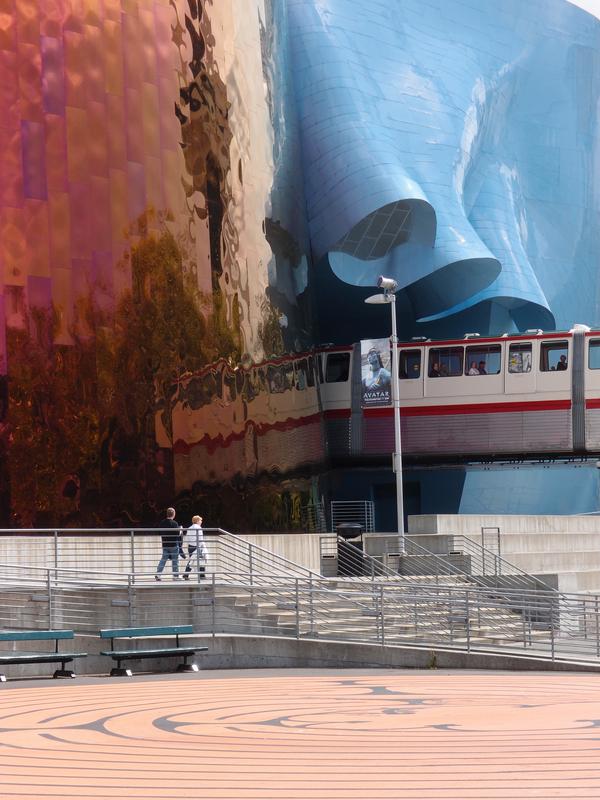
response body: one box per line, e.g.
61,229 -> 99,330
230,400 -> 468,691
3,526 -> 600,665
448,535 -> 559,593
319,533 -> 568,634
0,527 -> 321,584
330,501 -> 375,533
321,533 -> 480,587
355,533 -> 561,595
3,560 -> 600,663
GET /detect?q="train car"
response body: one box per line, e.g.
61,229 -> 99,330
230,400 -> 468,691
156,324 -> 600,493
319,324 -> 600,461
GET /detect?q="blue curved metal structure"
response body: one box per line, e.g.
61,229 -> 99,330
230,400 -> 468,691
288,0 -> 600,335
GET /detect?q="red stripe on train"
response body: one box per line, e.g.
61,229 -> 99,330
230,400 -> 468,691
585,398 -> 600,409
364,399 -> 572,418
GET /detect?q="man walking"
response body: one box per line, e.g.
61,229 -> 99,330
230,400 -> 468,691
155,507 -> 182,581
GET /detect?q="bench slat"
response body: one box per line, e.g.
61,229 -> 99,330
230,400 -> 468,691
0,652 -> 86,664
100,647 -> 205,659
0,630 -> 74,642
99,626 -> 193,639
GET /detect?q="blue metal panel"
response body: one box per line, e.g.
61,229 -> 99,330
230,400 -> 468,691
288,0 -> 600,333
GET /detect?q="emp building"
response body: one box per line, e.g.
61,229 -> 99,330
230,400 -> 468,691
0,0 -> 599,530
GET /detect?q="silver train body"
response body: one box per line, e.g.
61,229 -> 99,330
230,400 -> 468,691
320,327 -> 600,461
168,327 -> 600,493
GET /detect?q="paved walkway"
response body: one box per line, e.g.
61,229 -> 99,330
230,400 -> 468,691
1,669 -> 600,798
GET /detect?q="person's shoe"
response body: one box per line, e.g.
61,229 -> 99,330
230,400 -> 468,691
154,575 -> 161,582
182,574 -> 189,581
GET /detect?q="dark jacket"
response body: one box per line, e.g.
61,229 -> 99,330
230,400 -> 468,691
159,518 -> 181,548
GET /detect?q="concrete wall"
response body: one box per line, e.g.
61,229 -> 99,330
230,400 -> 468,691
238,534 -> 322,573
0,533 -> 323,576
2,634 -> 599,680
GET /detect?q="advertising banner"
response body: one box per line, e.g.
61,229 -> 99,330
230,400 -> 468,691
361,338 -> 392,407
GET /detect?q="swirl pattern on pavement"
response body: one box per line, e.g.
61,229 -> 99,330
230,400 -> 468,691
1,672 -> 600,798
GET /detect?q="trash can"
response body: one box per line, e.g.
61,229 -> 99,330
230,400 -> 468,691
336,523 -> 363,540
336,523 -> 364,575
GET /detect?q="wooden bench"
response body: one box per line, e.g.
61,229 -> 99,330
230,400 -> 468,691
0,630 -> 87,682
99,625 -> 208,677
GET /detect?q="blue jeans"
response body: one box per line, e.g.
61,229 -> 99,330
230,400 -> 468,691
156,545 -> 179,576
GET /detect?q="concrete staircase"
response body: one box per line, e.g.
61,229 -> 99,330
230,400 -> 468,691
211,574 -> 549,652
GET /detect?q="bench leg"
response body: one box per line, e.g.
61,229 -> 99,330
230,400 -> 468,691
53,669 -> 76,679
176,662 -> 199,673
110,667 -> 133,677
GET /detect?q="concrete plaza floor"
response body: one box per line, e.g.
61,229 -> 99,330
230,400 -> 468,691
1,668 -> 600,798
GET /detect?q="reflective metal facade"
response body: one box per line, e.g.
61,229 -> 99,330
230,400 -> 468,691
0,0 -> 318,528
1,0 -> 600,527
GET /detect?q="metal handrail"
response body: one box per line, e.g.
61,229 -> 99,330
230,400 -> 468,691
448,535 -> 559,593
217,530 -> 320,579
356,532 -> 562,596
2,561 -> 600,663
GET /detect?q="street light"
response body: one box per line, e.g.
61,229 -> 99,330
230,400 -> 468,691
364,276 -> 405,553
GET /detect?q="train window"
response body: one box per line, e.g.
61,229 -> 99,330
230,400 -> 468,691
589,340 -> 600,369
325,352 -> 350,382
465,345 -> 501,375
428,347 -> 463,377
400,349 -> 421,379
540,341 -> 568,372
508,343 -> 532,373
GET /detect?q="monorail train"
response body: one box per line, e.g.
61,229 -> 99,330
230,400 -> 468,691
319,324 -> 600,460
159,325 -> 600,493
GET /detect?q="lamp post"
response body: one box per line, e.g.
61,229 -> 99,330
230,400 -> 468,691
365,277 -> 405,553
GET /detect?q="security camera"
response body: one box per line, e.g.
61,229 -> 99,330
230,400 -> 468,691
377,276 -> 398,292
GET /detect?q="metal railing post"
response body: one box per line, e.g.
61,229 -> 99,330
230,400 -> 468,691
195,528 -> 201,584
211,572 -> 216,638
594,595 -> 600,658
130,531 -> 135,583
309,575 -> 314,635
47,569 -> 53,629
248,544 -> 254,603
380,583 -> 385,647
53,531 -> 58,571
295,578 -> 300,639
550,598 -> 556,661
127,574 -> 134,627
414,596 -> 418,633
465,590 -> 471,652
